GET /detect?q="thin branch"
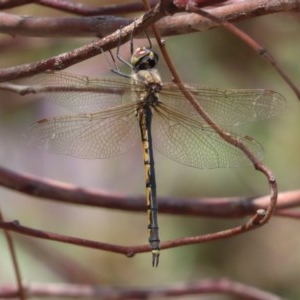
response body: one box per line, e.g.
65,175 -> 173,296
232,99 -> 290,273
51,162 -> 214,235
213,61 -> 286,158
0,12 -> 131,38
0,209 -> 26,300
0,164 -> 299,218
0,203 -> 297,262
0,220 -> 140,257
152,3 -> 278,231
0,0 -> 35,9
0,3 -> 165,82
0,0 -> 299,85
159,0 -> 300,36
36,0 -> 157,16
1,1 -> 299,38
0,0 -> 224,15
0,279 -> 282,299
0,215 -> 287,266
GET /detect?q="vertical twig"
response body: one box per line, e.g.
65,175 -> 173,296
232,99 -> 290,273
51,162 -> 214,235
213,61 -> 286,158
0,209 -> 26,300
143,0 -> 277,230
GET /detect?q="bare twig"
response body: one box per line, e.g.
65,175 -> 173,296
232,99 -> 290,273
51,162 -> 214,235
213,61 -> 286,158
151,4 -> 278,233
0,279 -> 283,299
160,0 -> 300,36
0,209 -> 25,300
0,161 -> 299,218
1,1 -> 299,38
0,199 -> 298,264
37,0 -> 157,16
0,219 -> 149,257
0,0 -> 35,9
0,0 -> 298,87
0,3 -> 165,82
0,12 -> 131,38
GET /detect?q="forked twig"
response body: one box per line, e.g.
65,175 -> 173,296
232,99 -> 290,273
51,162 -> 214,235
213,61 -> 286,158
0,1 -> 298,85
0,2 -> 165,82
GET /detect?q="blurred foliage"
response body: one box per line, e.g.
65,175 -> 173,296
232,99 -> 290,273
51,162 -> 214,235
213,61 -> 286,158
0,3 -> 300,300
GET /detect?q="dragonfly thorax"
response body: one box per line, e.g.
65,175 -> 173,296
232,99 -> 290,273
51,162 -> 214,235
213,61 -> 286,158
130,47 -> 162,102
132,68 -> 163,106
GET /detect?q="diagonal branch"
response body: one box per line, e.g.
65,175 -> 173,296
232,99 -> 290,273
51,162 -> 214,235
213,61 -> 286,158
0,2 -> 165,82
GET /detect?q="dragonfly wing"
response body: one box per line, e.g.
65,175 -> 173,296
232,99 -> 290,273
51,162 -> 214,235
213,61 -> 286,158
152,104 -> 263,169
160,83 -> 286,128
24,103 -> 139,159
28,71 -> 139,113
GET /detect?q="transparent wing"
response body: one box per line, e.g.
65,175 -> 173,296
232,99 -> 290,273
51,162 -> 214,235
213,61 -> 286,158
152,103 -> 263,169
160,83 -> 286,128
24,103 -> 139,158
29,71 -> 141,113
25,72 -> 283,166
29,72 -> 286,126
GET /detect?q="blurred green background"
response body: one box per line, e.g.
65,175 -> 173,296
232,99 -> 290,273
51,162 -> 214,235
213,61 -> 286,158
0,2 -> 300,300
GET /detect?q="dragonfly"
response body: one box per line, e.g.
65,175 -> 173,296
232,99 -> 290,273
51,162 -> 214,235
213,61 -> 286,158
24,46 -> 286,267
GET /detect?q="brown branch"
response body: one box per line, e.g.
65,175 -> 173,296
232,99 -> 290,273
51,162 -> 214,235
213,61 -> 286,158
0,0 -> 298,89
0,202 -> 297,263
152,3 -> 278,232
0,3 -> 165,82
0,210 -> 26,300
0,0 -> 35,9
0,220 -> 140,257
160,0 -> 300,36
0,0 -> 224,15
0,12 -> 131,38
36,0 -> 158,15
0,165 -> 299,218
0,279 -> 283,299
1,1 -> 299,38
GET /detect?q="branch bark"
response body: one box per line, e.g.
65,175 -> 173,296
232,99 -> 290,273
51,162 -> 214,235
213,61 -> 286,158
0,1 -> 299,38
0,279 -> 283,299
0,165 -> 299,218
0,0 -> 299,83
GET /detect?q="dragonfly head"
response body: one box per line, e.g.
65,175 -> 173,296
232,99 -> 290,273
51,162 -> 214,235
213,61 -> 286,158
131,47 -> 159,71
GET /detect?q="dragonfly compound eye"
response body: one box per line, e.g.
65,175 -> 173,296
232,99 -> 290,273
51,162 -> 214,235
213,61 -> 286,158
131,47 -> 159,70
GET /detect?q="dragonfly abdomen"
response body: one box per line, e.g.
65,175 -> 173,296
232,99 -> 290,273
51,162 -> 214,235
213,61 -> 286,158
138,104 -> 160,267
